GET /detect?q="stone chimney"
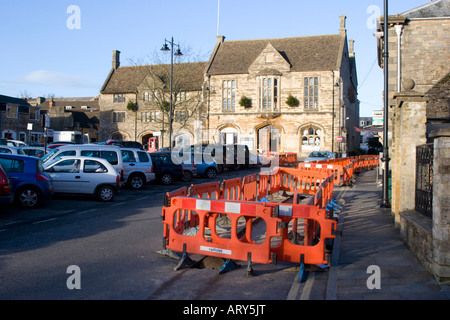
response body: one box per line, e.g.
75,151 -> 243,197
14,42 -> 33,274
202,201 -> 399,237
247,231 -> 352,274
49,98 -> 54,108
349,39 -> 355,58
112,50 -> 121,70
340,15 -> 347,35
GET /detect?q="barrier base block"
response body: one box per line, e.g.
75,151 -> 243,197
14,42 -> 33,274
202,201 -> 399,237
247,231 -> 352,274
218,259 -> 240,275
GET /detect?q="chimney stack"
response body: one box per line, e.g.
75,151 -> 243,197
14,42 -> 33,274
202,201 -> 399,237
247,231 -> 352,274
340,15 -> 347,35
349,39 -> 355,58
112,50 -> 121,70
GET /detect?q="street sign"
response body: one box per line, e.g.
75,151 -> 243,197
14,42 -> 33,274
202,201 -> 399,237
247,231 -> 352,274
337,136 -> 343,142
47,129 -> 54,138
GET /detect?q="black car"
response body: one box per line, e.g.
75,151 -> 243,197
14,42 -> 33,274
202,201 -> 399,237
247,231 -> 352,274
149,151 -> 185,185
190,144 -> 251,172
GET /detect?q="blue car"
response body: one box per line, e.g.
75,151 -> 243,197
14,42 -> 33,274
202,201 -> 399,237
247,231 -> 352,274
191,153 -> 218,179
0,154 -> 54,208
175,151 -> 218,179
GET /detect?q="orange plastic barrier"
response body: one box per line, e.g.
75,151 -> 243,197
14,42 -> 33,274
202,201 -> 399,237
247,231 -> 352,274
188,182 -> 221,199
163,197 -> 279,264
242,174 -> 259,201
296,163 -> 344,186
160,155 -> 379,275
162,197 -> 337,266
220,178 -> 242,201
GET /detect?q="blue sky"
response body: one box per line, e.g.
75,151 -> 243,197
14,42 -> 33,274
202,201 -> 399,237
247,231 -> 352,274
0,0 -> 427,116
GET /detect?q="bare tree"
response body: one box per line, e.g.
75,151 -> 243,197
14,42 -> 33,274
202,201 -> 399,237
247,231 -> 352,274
128,47 -> 209,147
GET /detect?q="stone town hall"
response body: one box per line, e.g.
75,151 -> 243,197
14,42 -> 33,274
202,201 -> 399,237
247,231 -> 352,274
99,16 -> 359,158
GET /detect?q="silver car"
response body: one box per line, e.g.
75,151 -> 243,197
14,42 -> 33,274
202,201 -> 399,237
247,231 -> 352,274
121,148 -> 156,189
44,156 -> 120,202
304,151 -> 335,163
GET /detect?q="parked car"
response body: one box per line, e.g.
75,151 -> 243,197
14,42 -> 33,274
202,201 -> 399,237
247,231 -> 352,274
149,151 -> 185,185
6,140 -> 27,148
0,146 -> 25,155
0,154 -> 54,208
0,164 -> 13,205
304,151 -> 335,163
176,150 -> 218,179
42,144 -> 124,183
23,147 -> 46,158
187,144 -> 252,172
44,156 -> 120,202
121,148 -> 155,189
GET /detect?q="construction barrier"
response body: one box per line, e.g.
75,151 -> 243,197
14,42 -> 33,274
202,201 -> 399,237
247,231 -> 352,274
160,155 -> 378,279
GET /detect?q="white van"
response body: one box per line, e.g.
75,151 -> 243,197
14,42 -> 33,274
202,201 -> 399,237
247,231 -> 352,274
42,144 -> 124,182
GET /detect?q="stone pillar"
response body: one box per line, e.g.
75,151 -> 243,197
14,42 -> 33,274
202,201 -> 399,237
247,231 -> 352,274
391,87 -> 427,225
430,129 -> 450,282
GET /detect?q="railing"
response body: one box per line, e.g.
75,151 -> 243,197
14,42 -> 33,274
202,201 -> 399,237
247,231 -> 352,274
415,144 -> 434,218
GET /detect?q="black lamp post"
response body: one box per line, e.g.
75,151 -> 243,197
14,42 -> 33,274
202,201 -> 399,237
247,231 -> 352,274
381,0 -> 391,208
161,37 -> 183,150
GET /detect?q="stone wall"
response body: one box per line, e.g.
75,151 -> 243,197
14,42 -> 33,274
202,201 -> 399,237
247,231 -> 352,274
430,129 -> 450,282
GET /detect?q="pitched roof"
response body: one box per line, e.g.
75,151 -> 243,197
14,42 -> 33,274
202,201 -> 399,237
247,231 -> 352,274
401,0 -> 450,18
0,95 -> 32,107
101,62 -> 208,94
206,34 -> 343,76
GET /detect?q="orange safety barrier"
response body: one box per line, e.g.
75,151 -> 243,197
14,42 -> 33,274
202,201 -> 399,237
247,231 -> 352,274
162,197 -> 337,267
296,162 -> 344,186
188,181 -> 221,199
242,174 -> 259,201
265,202 -> 336,265
163,197 -> 279,265
160,154 -> 382,278
271,167 -> 331,196
220,178 -> 242,201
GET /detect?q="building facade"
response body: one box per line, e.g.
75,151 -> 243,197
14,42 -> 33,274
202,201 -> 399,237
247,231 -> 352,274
204,16 -> 360,158
98,16 -> 360,157
98,50 -> 208,149
0,95 -> 44,144
376,0 -> 450,281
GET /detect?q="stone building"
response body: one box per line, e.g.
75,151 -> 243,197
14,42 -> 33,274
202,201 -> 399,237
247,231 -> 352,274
37,97 -> 100,143
376,0 -> 450,282
98,50 -> 208,148
0,94 -> 44,144
204,16 -> 360,158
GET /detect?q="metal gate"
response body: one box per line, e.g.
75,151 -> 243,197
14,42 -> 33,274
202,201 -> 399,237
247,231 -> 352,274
415,144 -> 434,218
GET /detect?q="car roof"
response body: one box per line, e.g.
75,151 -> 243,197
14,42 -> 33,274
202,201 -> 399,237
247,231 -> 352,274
0,153 -> 38,160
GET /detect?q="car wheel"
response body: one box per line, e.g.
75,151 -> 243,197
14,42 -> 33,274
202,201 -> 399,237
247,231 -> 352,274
205,167 -> 217,179
182,170 -> 193,182
16,186 -> 41,209
128,173 -> 145,190
96,185 -> 115,202
160,173 -> 173,185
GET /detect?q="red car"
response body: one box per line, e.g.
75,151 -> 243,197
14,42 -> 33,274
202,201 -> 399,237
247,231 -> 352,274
0,164 -> 13,205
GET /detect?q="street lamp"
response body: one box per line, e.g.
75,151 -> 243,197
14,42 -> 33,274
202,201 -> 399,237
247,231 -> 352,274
161,37 -> 183,150
381,0 -> 391,208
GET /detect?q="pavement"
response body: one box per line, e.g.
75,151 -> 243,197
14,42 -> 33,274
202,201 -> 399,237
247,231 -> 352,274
291,168 -> 450,300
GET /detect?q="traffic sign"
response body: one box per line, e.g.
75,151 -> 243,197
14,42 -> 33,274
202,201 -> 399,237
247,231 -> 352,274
337,136 -> 343,142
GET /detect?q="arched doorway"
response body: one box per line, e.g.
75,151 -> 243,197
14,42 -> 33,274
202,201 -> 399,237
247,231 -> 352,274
257,125 -> 280,154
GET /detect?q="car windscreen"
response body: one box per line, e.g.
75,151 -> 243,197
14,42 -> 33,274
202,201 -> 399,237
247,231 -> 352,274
42,148 -> 59,163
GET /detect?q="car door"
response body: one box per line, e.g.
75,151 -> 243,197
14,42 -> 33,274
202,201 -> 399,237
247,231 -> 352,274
0,157 -> 25,192
81,159 -> 110,194
46,159 -> 81,193
121,149 -> 137,180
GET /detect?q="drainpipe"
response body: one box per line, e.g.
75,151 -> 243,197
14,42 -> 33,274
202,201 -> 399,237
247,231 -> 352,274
395,25 -> 403,92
